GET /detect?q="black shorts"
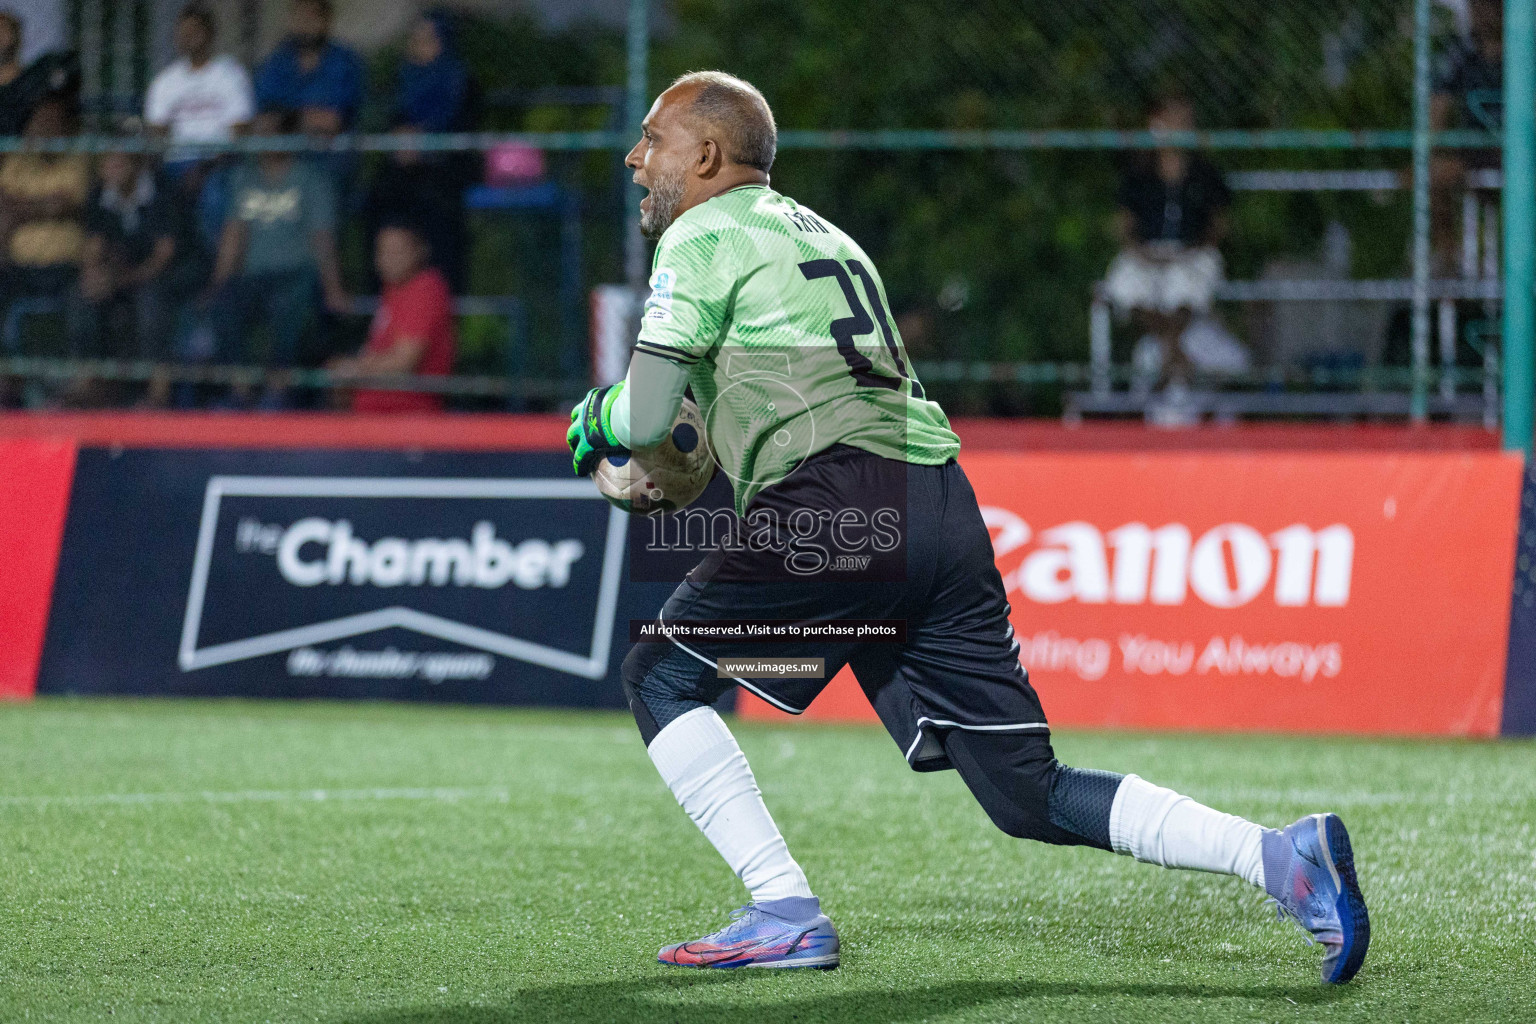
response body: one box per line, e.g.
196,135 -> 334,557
643,444 -> 1050,772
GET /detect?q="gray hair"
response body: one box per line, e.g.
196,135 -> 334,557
670,70 -> 777,173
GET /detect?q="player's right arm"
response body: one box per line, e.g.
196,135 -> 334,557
566,348 -> 689,474
616,221 -> 737,447
633,224 -> 732,369
609,350 -> 690,449
570,219 -> 731,466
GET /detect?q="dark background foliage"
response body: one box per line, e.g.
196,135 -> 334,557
370,2 -> 1434,405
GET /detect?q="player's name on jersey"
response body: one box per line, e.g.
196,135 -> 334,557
629,619 -> 905,642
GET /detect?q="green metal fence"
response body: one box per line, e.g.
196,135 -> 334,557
11,1 -> 1527,445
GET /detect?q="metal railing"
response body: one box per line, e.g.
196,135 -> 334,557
2,355 -> 1495,408
0,129 -> 1503,157
7,0 -> 1530,444
1087,278 -> 1502,426
1,296 -> 541,409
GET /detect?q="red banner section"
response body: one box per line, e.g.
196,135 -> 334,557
743,452 -> 1524,736
0,413 -> 1501,452
0,440 -> 76,699
0,413 -> 1516,725
0,413 -> 575,451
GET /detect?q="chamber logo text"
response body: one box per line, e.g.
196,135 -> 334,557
235,517 -> 584,590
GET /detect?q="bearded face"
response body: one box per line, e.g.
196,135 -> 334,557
639,164 -> 687,240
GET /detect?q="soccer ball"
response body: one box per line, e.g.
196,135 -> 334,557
592,397 -> 713,515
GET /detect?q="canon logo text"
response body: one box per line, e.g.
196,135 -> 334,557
981,510 -> 1354,609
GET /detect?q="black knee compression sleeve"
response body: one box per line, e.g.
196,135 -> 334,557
619,643 -> 667,743
940,729 -> 1091,847
620,642 -> 722,745
1046,766 -> 1124,850
941,729 -> 1121,850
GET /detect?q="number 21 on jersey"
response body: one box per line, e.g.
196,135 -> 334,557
798,258 -> 924,397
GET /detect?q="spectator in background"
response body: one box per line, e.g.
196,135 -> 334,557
330,218 -> 455,413
145,3 -> 253,254
255,0 -> 362,132
0,11 -> 24,134
67,150 -> 203,403
145,4 -> 253,159
1427,0 -> 1503,275
396,11 -> 470,135
203,109 -> 348,406
0,10 -> 80,138
1104,94 -> 1248,418
255,0 -> 364,215
365,10 -> 474,292
1434,0 -> 1503,142
0,95 -> 88,343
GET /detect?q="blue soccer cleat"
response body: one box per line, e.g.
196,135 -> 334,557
1262,813 -> 1370,984
658,897 -> 840,970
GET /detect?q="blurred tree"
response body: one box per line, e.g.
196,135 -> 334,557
348,1 -> 1429,405
651,0 -> 1421,383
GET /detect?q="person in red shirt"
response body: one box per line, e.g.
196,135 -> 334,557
330,219 -> 454,412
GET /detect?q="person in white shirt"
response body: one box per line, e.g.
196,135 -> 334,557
144,3 -> 253,157
144,4 -> 254,252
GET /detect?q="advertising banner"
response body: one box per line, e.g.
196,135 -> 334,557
742,452 -> 1524,736
1501,462 -> 1536,736
37,449 -> 675,706
6,428 -> 1527,734
0,440 -> 76,698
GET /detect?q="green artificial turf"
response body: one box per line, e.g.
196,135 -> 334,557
1,698 -> 1533,1023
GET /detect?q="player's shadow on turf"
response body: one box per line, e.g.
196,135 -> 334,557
340,975 -> 1350,1024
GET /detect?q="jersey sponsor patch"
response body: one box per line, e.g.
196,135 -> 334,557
644,268 -> 676,322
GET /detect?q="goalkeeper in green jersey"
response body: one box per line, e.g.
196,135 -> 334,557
566,71 -> 1368,981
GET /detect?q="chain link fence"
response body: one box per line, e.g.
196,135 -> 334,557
0,0 -> 1515,423
662,0 -> 1419,132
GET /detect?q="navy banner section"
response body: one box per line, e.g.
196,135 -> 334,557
1502,461 -> 1536,736
37,448 -> 678,707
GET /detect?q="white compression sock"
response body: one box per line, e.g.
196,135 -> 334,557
1108,774 -> 1267,889
647,707 -> 814,903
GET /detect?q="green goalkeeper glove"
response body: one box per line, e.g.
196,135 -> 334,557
566,382 -> 629,476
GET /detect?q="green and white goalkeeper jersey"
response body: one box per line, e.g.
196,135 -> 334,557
635,184 -> 960,514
